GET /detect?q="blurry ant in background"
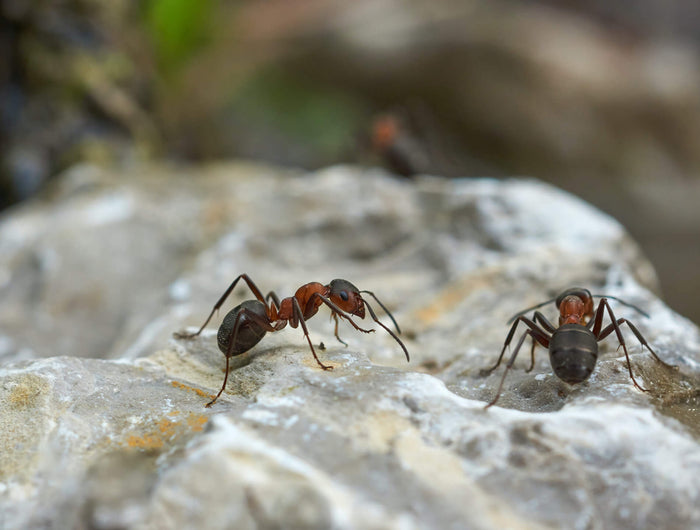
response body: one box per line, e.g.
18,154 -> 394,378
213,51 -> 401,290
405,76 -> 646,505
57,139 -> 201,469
366,104 -> 498,179
483,288 -> 677,408
174,274 -> 409,407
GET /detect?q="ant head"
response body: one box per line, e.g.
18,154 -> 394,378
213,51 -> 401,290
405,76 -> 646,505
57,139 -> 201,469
555,288 -> 592,308
328,279 -> 365,318
556,287 -> 594,324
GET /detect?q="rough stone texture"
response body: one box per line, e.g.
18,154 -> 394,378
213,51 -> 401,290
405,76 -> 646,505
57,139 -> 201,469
1,163 -> 699,529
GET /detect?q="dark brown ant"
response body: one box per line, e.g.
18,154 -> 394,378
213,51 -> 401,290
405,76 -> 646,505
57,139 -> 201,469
483,287 -> 677,408
174,274 -> 409,407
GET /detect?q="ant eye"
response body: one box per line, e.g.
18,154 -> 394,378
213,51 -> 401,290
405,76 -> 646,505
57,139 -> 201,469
339,291 -> 349,301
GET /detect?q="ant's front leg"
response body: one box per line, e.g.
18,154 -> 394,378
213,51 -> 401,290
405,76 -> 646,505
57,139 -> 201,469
291,298 -> 333,371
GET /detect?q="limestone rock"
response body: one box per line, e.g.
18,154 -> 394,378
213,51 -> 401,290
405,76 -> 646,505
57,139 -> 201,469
1,163 -> 699,529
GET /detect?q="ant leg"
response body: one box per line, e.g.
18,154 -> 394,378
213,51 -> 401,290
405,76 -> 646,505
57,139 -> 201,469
526,339 -> 537,373
485,327 -> 548,409
484,317 -> 522,374
593,299 -> 648,392
175,273 -> 267,339
589,298 -> 608,336
291,298 -> 333,370
206,356 -> 230,408
525,311 -> 557,372
532,311 -> 557,333
621,319 -> 677,369
265,291 -> 282,321
266,291 -> 281,310
360,290 -> 401,334
482,316 -> 549,375
363,300 -> 410,362
331,313 -> 348,346
205,309 -> 249,408
206,307 -> 278,407
485,330 -> 531,408
598,318 -> 678,370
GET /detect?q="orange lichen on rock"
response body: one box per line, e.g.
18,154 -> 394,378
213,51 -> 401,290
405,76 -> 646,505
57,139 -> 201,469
170,380 -> 215,399
157,418 -> 178,439
126,433 -> 164,450
122,411 -> 209,451
186,413 -> 208,432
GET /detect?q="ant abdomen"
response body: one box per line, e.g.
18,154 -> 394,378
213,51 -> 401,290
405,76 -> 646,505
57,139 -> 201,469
217,300 -> 268,357
549,324 -> 598,384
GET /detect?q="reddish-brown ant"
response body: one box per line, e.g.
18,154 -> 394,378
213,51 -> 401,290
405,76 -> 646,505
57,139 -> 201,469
483,287 -> 677,408
174,274 -> 409,407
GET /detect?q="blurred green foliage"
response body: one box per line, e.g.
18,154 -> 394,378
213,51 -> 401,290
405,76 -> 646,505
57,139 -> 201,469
231,69 -> 368,160
140,1 -> 365,162
144,0 -> 215,75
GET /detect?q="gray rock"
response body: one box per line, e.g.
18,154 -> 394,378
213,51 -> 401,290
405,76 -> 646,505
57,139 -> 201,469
1,163 -> 699,529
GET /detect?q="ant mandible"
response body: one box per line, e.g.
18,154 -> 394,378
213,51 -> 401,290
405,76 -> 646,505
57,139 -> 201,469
174,274 -> 410,407
483,287 -> 677,408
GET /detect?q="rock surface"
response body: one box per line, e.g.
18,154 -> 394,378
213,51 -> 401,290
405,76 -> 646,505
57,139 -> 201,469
1,163 -> 699,529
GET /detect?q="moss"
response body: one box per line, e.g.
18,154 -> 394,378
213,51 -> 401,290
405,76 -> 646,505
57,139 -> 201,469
143,0 -> 215,76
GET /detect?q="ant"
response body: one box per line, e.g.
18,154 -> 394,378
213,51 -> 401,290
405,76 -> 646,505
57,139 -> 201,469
483,287 -> 677,408
174,274 -> 409,407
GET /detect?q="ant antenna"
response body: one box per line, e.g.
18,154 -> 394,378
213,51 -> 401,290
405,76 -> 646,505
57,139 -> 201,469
360,290 -> 401,334
363,299 -> 410,362
592,294 -> 650,318
507,293 -> 650,324
507,297 -> 558,324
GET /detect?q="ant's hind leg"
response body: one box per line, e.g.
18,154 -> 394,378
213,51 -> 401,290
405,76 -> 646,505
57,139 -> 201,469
205,307 -> 276,407
482,315 -> 548,376
525,311 -> 556,372
205,356 -> 230,408
525,339 -> 537,373
482,317 -> 550,408
485,330 -> 534,409
175,273 -> 268,339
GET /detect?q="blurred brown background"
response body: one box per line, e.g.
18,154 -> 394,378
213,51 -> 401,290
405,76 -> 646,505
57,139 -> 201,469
1,0 -> 699,323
